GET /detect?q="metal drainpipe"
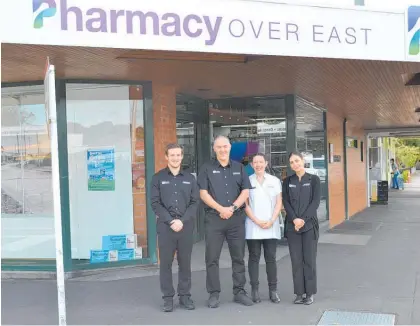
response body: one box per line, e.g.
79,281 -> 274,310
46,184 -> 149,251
343,118 -> 349,220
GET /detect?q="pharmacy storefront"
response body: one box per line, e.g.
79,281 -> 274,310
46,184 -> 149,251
1,0 -> 418,272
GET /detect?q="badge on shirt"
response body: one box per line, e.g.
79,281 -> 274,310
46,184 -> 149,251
289,184 -> 296,188
233,172 -> 241,175
213,170 -> 221,174
182,181 -> 191,184
303,183 -> 311,187
161,181 -> 170,185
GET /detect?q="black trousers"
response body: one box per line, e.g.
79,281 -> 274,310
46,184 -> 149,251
247,239 -> 278,291
286,226 -> 318,296
205,210 -> 246,295
157,221 -> 194,298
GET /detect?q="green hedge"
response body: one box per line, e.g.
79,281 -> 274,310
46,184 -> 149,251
402,170 -> 409,182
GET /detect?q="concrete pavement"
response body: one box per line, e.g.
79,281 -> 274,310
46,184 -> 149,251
2,174 -> 420,325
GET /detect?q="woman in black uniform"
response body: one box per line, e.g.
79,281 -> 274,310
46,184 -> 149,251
282,151 -> 321,305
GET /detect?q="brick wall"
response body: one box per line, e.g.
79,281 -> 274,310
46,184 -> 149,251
152,84 -> 177,171
327,112 -> 346,228
326,113 -> 368,228
346,122 -> 368,217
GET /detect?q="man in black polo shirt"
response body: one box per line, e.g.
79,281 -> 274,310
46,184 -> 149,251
151,143 -> 199,312
198,135 -> 254,308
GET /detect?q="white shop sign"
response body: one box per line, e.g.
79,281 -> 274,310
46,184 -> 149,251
1,0 -> 419,62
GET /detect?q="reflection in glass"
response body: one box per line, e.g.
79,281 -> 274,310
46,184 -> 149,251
208,97 -> 287,180
1,85 -> 55,259
296,97 -> 328,221
176,121 -> 196,173
66,84 -> 148,262
176,94 -> 201,240
176,95 -> 198,174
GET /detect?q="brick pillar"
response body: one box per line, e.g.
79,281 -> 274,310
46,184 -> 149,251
152,84 -> 177,170
152,84 -> 177,263
129,86 -> 148,257
327,111 -> 345,228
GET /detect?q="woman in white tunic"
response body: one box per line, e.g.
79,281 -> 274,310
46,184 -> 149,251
245,153 -> 283,304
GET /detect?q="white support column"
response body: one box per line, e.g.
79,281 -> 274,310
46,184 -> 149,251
45,58 -> 67,326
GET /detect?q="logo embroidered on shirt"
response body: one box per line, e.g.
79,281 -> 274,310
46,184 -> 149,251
161,181 -> 170,185
233,172 -> 241,175
213,170 -> 221,174
303,183 -> 311,187
289,184 -> 296,188
182,181 -> 191,184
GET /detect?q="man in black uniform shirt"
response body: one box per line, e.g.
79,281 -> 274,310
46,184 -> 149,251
151,143 -> 199,312
198,135 -> 254,308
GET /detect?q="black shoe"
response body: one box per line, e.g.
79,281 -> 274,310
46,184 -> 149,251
207,293 -> 220,308
304,295 -> 314,305
179,295 -> 195,310
233,291 -> 254,306
162,297 -> 174,312
293,295 -> 305,304
251,287 -> 261,303
269,291 -> 281,303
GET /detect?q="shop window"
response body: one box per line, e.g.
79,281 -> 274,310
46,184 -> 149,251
208,97 -> 287,180
66,84 -> 147,264
369,147 -> 380,168
1,85 -> 55,259
296,97 -> 328,221
176,121 -> 196,174
176,95 -> 198,175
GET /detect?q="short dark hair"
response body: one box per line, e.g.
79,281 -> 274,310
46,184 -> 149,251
252,152 -> 267,162
288,151 -> 304,160
165,143 -> 184,155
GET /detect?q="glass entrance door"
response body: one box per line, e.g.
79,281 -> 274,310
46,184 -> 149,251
176,94 -> 209,242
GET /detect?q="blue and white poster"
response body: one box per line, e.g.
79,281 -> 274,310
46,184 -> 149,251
87,148 -> 115,191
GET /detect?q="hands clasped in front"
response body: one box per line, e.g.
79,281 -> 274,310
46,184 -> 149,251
219,206 -> 234,220
293,218 -> 305,231
170,219 -> 184,232
253,218 -> 275,229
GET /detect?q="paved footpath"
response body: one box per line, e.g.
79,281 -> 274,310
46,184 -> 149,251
2,174 -> 420,325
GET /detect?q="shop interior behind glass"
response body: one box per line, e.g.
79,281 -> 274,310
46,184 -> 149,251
176,94 -> 328,221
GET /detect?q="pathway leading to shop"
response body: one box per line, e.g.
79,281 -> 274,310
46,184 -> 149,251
2,174 -> 420,325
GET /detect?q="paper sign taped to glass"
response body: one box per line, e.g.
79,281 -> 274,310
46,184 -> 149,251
87,148 -> 115,191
